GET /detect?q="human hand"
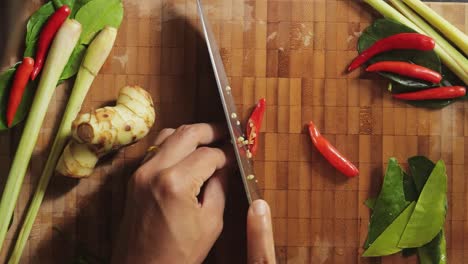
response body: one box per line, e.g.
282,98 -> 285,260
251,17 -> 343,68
112,123 -> 233,264
247,200 -> 276,264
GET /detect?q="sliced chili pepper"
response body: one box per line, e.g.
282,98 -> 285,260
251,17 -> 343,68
308,121 -> 359,178
348,33 -> 435,72
366,61 -> 442,84
393,86 -> 466,101
6,57 -> 35,127
246,98 -> 266,157
30,5 -> 71,81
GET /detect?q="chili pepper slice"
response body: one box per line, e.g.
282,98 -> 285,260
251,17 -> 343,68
6,57 -> 35,127
308,121 -> 359,178
393,86 -> 466,101
366,61 -> 442,84
348,33 -> 435,72
30,5 -> 71,81
246,98 -> 266,157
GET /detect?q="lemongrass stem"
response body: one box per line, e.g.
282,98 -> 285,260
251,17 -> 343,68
0,19 -> 82,252
8,27 -> 117,264
389,0 -> 468,74
402,0 -> 468,56
363,0 -> 468,85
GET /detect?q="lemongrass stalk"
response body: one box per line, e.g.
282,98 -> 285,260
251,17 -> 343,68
390,0 -> 468,74
364,0 -> 468,85
8,26 -> 117,264
402,0 -> 468,56
0,19 -> 82,252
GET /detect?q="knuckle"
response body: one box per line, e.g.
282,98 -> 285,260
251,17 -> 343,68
176,124 -> 199,141
196,146 -> 218,157
159,128 -> 175,137
153,169 -> 183,199
131,168 -> 148,190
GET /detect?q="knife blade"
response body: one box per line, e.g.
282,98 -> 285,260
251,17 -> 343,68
197,0 -> 261,205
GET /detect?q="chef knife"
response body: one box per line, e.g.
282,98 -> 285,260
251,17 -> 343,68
197,0 -> 261,204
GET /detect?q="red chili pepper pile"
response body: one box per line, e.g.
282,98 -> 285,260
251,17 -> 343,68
5,5 -> 70,126
349,32 -> 466,103
348,33 -> 435,71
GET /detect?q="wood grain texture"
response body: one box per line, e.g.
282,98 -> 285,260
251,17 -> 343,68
0,0 -> 467,263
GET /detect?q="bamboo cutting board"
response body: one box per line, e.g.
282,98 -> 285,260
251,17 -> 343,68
1,0 -> 467,263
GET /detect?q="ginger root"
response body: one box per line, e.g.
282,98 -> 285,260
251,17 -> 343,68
56,86 -> 155,178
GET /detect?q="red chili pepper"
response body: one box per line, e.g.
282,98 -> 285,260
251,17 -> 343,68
393,86 -> 466,101
308,121 -> 359,178
366,61 -> 442,84
30,5 -> 71,81
348,33 -> 435,72
6,57 -> 35,127
246,98 -> 266,157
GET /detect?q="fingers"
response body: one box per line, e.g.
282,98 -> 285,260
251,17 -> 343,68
154,128 -> 176,146
166,145 -> 232,196
201,168 -> 229,217
141,128 -> 176,164
143,123 -> 227,176
247,200 -> 276,264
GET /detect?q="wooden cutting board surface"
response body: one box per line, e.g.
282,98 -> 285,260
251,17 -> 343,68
1,0 -> 467,263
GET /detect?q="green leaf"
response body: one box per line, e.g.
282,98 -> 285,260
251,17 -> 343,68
403,172 -> 418,202
24,2 -> 56,57
60,45 -> 87,80
363,202 -> 416,257
0,65 -> 37,131
407,99 -> 454,109
364,158 -> 411,248
52,0 -> 95,18
52,0 -> 73,9
75,0 -> 123,45
398,160 -> 447,248
71,0 -> 95,18
409,157 -> 447,263
358,19 -> 441,88
418,231 -> 447,264
408,156 -> 435,193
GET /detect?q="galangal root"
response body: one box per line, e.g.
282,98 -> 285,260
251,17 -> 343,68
56,86 -> 155,178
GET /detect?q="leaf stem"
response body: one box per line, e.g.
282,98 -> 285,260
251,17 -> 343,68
363,0 -> 468,85
0,19 -> 81,254
8,26 -> 116,264
389,0 -> 468,74
401,0 -> 468,56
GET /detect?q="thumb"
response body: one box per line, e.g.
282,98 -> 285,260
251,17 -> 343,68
247,199 -> 276,264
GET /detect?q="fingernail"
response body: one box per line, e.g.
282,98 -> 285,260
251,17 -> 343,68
252,199 -> 268,216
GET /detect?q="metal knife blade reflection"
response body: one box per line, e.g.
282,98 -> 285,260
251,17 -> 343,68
197,0 -> 261,204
